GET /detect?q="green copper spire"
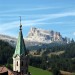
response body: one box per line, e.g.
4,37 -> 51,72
13,17 -> 26,57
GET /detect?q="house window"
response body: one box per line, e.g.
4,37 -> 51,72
17,61 -> 18,66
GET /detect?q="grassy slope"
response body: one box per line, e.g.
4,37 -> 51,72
29,66 -> 53,75
9,64 -> 52,75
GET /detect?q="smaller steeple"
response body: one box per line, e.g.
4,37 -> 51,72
20,16 -> 22,31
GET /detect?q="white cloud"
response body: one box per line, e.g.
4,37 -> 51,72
0,6 -> 59,14
0,11 -> 75,32
0,20 -> 37,32
36,12 -> 75,22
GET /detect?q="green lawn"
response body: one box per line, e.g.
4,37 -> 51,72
8,64 -> 53,75
29,66 -> 53,75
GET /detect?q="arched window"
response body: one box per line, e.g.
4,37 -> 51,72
17,61 -> 18,66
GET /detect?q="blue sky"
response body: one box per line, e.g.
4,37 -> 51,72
0,0 -> 75,40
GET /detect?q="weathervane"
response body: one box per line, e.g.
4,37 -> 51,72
20,16 -> 22,31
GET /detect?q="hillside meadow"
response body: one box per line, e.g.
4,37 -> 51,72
29,66 -> 53,75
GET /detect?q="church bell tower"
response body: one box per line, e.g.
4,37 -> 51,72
13,17 -> 29,75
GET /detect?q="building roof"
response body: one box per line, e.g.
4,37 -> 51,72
0,66 -> 7,73
0,66 -> 15,75
13,22 -> 26,57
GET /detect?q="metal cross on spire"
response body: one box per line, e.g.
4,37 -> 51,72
20,16 -> 22,31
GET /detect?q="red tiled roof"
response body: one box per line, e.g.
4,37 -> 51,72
0,66 -> 15,75
0,66 -> 8,73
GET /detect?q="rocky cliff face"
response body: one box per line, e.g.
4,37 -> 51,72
25,27 -> 70,44
0,27 -> 70,48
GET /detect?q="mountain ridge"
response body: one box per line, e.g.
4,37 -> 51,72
25,27 -> 70,44
0,27 -> 70,48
